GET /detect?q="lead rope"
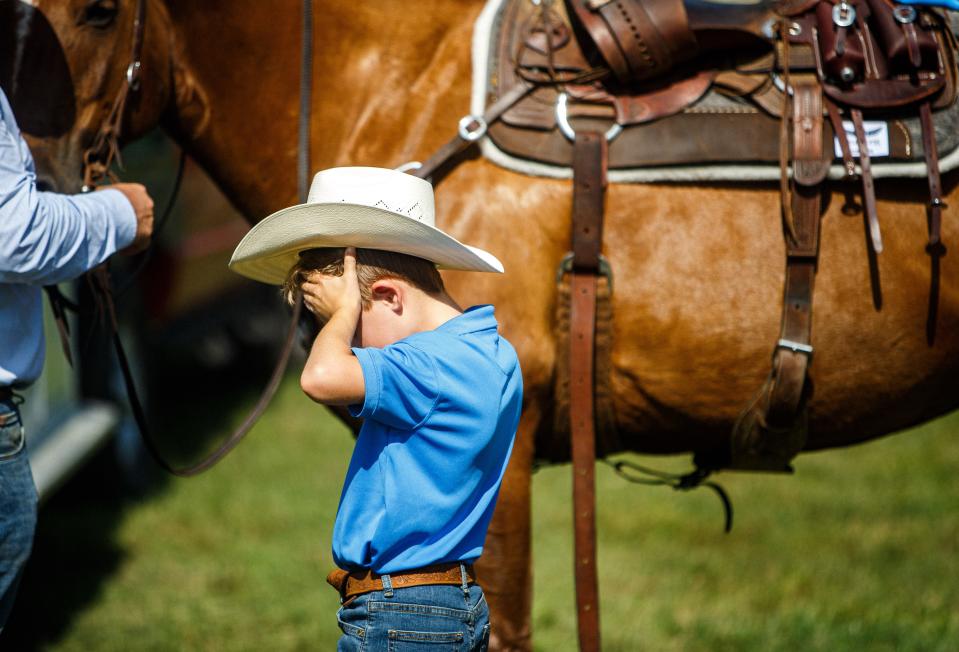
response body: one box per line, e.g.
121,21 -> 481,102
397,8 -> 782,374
93,265 -> 303,476
112,0 -> 313,476
114,148 -> 187,297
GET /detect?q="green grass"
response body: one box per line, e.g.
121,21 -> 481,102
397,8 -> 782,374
5,376 -> 958,651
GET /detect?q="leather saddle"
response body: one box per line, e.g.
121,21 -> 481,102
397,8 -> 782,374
486,0 -> 958,171
486,0 -> 958,472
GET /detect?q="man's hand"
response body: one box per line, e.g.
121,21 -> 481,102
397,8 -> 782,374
102,183 -> 154,255
301,247 -> 362,322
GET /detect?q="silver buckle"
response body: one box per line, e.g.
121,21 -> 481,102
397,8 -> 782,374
777,339 -> 814,355
457,115 -> 488,142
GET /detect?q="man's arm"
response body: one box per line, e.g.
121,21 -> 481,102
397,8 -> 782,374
300,248 -> 366,405
0,113 -> 153,286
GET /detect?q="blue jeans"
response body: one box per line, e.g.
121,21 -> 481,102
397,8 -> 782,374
0,397 -> 37,632
336,566 -> 490,651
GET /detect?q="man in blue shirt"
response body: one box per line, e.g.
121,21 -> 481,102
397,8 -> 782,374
0,87 -> 154,630
229,167 -> 522,651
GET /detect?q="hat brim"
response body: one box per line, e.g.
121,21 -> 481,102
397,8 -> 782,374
229,203 -> 505,285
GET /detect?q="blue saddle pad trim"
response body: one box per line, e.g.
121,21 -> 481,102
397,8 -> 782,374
899,0 -> 959,11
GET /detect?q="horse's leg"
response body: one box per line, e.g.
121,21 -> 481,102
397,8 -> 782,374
477,400 -> 540,652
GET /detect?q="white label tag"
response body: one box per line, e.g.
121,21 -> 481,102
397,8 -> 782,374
834,120 -> 890,158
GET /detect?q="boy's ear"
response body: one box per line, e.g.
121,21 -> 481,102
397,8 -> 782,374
370,279 -> 402,312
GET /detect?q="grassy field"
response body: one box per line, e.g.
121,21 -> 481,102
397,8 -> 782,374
4,375 -> 958,651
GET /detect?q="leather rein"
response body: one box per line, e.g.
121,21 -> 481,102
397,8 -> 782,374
46,0 -> 311,477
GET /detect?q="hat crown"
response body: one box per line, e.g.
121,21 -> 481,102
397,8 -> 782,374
307,166 -> 435,227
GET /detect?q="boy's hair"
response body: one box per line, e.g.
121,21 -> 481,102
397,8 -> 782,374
283,247 -> 445,307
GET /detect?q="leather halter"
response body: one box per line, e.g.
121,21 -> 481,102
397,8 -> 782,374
81,0 -> 147,191
44,0 -> 148,362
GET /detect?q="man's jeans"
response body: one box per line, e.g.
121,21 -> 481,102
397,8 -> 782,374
336,566 -> 490,651
0,397 -> 37,631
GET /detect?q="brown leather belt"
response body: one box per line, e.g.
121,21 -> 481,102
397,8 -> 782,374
326,562 -> 476,600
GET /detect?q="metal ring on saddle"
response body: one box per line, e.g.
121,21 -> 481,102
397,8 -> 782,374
457,115 -> 488,142
555,93 -> 623,143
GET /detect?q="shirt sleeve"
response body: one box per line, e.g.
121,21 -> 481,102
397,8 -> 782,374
349,342 -> 440,430
0,115 -> 137,286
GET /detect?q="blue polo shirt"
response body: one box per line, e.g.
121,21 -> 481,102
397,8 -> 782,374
332,305 -> 522,573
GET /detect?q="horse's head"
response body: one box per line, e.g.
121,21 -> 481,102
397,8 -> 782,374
0,0 -> 199,192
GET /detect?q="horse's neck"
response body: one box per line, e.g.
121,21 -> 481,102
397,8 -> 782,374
164,0 -> 481,222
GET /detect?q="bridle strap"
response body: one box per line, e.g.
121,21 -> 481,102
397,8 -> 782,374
47,0 -> 149,355
90,264 -> 304,477
127,0 -> 147,89
81,0 -> 147,190
117,0 -> 311,476
46,0 -> 313,477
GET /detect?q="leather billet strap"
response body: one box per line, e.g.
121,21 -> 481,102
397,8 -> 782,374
920,100 -> 946,248
567,0 -> 697,83
850,109 -> 883,254
571,133 -> 608,270
729,80 -> 825,471
566,131 -> 607,652
768,81 -> 826,429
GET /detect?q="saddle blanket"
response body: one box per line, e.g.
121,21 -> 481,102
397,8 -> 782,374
470,0 -> 959,183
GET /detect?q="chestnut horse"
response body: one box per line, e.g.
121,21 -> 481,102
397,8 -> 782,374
4,0 -> 958,649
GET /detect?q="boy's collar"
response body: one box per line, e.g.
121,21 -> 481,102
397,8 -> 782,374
436,305 -> 496,335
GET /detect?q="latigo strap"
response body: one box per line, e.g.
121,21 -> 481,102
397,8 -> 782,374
567,131 -> 608,652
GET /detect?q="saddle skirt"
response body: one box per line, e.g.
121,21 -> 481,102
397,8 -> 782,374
471,0 -> 959,182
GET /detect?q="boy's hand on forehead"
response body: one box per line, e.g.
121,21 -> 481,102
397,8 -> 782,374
301,247 -> 362,322
299,247 -> 365,406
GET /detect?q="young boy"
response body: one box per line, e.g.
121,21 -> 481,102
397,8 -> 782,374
229,167 -> 522,651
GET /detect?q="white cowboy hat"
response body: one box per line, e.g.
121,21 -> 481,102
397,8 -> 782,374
229,166 -> 504,284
